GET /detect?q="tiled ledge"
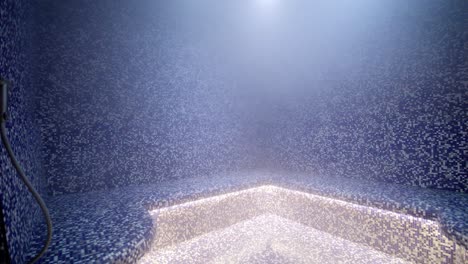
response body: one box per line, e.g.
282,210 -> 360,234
27,171 -> 467,263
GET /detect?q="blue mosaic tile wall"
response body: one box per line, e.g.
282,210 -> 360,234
35,0 -> 264,195
36,0 -> 467,195
261,0 -> 468,192
0,200 -> 10,262
0,0 -> 46,263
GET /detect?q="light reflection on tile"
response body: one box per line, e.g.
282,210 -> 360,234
144,185 -> 465,264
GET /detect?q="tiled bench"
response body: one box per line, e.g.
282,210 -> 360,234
27,171 -> 467,263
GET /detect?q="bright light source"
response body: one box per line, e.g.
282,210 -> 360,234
256,0 -> 279,8
251,0 -> 281,22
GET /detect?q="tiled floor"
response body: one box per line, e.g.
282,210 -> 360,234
139,214 -> 410,264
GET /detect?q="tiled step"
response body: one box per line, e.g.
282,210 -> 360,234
140,214 -> 411,264
144,185 -> 466,264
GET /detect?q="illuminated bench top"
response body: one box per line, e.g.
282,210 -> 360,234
28,170 -> 467,263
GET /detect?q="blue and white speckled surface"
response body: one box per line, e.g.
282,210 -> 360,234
140,214 -> 413,264
0,0 -> 466,262
35,0 -> 467,196
0,1 -> 45,263
27,171 -> 467,263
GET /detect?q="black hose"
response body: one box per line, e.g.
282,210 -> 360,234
1,122 -> 53,263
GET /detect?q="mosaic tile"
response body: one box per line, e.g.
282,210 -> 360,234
1,0 -> 466,262
26,171 -> 467,263
34,0 -> 467,195
0,1 -> 45,263
269,186 -> 459,263
140,214 -> 411,264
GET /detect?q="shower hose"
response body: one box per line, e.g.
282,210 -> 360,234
0,80 -> 52,264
